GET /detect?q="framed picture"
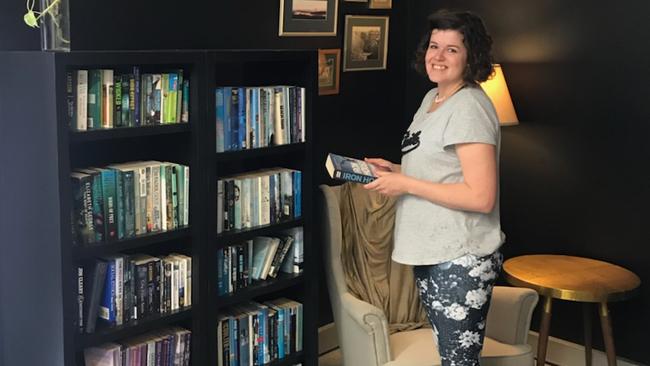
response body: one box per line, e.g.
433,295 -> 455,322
318,49 -> 341,95
279,0 -> 339,36
343,15 -> 389,71
369,0 -> 391,9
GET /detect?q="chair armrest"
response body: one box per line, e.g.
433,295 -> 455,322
340,292 -> 392,365
485,286 -> 539,345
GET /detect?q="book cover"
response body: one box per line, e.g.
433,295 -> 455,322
70,172 -> 95,245
76,168 -> 105,242
325,153 -> 377,184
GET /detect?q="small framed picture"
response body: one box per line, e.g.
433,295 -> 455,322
318,49 -> 341,95
279,0 -> 339,36
343,15 -> 389,71
369,0 -> 391,9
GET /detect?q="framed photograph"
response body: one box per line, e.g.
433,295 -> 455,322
369,0 -> 391,9
279,0 -> 339,36
318,49 -> 341,95
343,15 -> 389,71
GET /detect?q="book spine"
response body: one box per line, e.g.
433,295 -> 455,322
89,171 -> 104,242
113,169 -> 125,240
172,164 -> 179,229
152,163 -> 162,232
99,259 -> 116,325
77,266 -> 84,333
183,166 -> 189,226
293,170 -> 302,218
87,69 -> 101,129
121,74 -> 130,127
76,70 -> 88,131
181,79 -> 190,123
216,88 -> 226,153
230,88 -> 240,150
85,260 -> 107,333
65,70 -> 75,129
101,169 -> 118,241
217,180 -> 224,234
238,87 -> 246,149
133,66 -> 141,126
113,74 -> 122,127
123,170 -> 135,238
101,69 -> 114,128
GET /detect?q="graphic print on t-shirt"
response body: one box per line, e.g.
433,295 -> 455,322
401,130 -> 421,155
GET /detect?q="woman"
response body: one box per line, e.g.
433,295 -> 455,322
364,9 -> 504,365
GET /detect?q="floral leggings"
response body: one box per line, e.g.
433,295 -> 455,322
413,250 -> 503,366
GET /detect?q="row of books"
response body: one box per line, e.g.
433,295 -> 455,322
71,161 -> 190,245
217,168 -> 301,233
83,327 -> 191,366
217,299 -> 303,366
79,253 -> 192,334
216,86 -> 306,152
66,68 -> 190,131
217,227 -> 304,296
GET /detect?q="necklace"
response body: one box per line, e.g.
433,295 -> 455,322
433,83 -> 466,104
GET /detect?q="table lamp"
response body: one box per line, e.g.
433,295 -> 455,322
481,64 -> 519,126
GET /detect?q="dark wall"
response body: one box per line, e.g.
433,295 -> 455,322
407,1 -> 650,363
0,0 -> 408,328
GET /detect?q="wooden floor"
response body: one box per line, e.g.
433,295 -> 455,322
318,348 -> 556,366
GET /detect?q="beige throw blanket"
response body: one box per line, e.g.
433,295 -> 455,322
339,183 -> 429,333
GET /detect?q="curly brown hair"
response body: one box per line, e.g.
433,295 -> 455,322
413,9 -> 494,84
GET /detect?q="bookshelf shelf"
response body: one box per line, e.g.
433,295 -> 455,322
69,123 -> 191,143
216,219 -> 304,247
75,308 -> 192,349
216,273 -> 304,309
266,351 -> 304,366
214,143 -> 305,162
72,227 -> 191,260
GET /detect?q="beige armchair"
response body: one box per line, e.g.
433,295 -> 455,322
320,184 -> 539,366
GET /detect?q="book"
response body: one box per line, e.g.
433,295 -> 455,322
325,153 -> 377,184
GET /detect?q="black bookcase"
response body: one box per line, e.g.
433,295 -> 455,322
0,50 -> 317,366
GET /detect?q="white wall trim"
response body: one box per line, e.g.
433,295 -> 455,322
527,331 -> 644,366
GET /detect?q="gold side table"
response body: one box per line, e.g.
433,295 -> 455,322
503,255 -> 640,366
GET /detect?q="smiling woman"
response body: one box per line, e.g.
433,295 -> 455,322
363,9 -> 503,366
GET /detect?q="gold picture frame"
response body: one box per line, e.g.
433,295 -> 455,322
318,49 -> 341,95
343,15 -> 389,71
369,0 -> 391,9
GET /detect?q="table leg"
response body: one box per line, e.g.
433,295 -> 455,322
583,303 -> 593,366
537,296 -> 553,366
599,302 -> 617,366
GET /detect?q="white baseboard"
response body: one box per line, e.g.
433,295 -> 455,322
319,323 -> 645,365
527,331 -> 644,366
318,322 -> 338,355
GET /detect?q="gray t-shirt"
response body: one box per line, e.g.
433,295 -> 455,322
392,86 -> 505,265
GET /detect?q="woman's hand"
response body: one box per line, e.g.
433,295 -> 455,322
363,170 -> 411,197
365,158 -> 401,174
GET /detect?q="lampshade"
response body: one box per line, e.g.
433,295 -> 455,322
480,64 -> 519,126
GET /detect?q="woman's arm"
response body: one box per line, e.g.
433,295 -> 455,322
364,143 -> 497,213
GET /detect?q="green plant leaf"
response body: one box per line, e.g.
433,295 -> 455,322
23,10 -> 39,28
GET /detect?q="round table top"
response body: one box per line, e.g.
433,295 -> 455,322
503,255 -> 641,302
